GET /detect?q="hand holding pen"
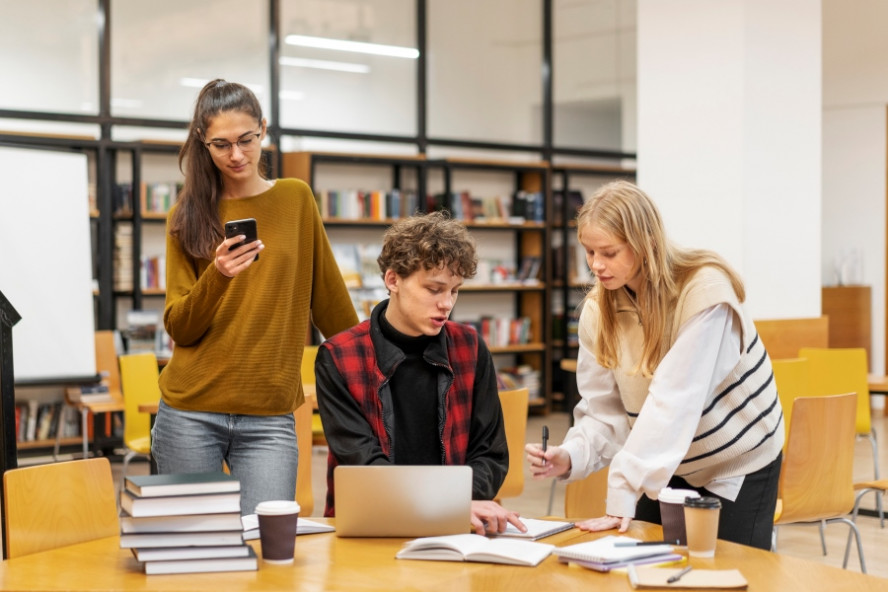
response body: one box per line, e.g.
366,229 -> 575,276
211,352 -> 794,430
525,425 -> 571,480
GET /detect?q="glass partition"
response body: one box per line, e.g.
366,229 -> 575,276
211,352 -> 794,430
111,0 -> 269,122
427,0 -> 542,145
0,1 -> 99,115
279,0 -> 417,136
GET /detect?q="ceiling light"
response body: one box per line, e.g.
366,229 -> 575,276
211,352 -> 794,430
279,56 -> 370,74
285,34 -> 419,59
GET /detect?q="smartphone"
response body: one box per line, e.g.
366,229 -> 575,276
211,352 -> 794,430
224,218 -> 259,261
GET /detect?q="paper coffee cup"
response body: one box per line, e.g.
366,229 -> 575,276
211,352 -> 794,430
255,500 -> 301,564
683,496 -> 721,558
658,488 -> 700,545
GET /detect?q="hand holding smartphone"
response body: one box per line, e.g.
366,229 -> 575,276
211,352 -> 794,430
224,218 -> 259,261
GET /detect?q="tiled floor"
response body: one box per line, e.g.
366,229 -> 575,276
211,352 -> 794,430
94,406 -> 888,579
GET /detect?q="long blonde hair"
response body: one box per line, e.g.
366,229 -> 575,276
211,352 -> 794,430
577,180 -> 745,377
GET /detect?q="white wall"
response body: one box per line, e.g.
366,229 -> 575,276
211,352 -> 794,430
636,0 -> 822,322
822,0 -> 888,374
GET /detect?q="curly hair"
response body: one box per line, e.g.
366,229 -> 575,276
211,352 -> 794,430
377,211 -> 477,280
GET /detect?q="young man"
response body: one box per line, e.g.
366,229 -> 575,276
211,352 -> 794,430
316,211 -> 526,535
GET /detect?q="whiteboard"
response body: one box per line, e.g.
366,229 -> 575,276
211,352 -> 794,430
0,145 -> 96,383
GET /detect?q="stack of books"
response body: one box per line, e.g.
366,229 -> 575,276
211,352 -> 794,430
119,472 -> 257,575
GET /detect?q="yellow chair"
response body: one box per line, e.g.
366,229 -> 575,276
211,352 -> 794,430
3,457 -> 119,558
495,387 -> 529,502
564,467 -> 609,520
772,393 -> 866,573
56,331 -> 126,460
770,357 -> 811,447
797,347 -> 882,524
118,352 -> 160,489
294,398 -> 314,516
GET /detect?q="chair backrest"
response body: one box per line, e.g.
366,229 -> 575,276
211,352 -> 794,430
3,457 -> 119,558
753,317 -> 829,360
95,330 -> 122,395
776,393 -> 857,524
495,387 -> 529,501
564,467 -> 609,519
301,345 -> 319,386
798,347 -> 871,435
770,357 -> 811,446
118,352 -> 161,446
294,398 -> 314,516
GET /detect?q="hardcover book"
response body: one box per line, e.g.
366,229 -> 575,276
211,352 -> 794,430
119,530 -> 246,548
124,472 -> 240,498
143,546 -> 258,575
120,511 -> 244,534
132,544 -> 252,562
119,489 -> 241,518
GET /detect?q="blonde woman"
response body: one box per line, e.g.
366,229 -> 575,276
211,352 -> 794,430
526,180 -> 783,550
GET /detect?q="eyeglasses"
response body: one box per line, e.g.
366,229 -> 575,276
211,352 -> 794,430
204,131 -> 261,155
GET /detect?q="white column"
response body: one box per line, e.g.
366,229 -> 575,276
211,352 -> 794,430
636,0 -> 822,320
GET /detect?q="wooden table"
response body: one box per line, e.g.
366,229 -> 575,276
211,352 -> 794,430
0,520 -> 883,591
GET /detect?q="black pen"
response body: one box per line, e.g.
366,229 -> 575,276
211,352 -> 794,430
613,539 -> 680,547
666,565 -> 693,584
541,425 -> 549,465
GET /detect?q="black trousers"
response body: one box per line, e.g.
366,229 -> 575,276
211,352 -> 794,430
634,452 -> 782,551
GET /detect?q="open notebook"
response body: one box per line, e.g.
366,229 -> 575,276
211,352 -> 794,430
334,465 -> 473,537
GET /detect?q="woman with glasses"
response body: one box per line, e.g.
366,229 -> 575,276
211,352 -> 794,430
153,79 -> 359,515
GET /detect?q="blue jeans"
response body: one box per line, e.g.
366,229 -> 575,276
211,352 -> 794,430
151,399 -> 299,515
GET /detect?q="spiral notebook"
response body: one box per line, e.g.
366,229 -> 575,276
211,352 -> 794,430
334,465 -> 472,538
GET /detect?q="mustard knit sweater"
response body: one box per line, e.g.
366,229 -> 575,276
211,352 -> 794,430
159,179 -> 358,415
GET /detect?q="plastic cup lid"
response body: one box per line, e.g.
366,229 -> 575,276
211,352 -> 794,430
684,495 -> 721,509
255,500 -> 301,515
658,487 -> 701,504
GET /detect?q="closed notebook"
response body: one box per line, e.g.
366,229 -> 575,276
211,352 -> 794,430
492,517 -> 574,541
125,472 -> 240,497
396,534 -> 554,567
120,489 -> 241,518
143,547 -> 258,575
561,553 -> 686,573
627,565 -> 748,590
553,536 -> 675,564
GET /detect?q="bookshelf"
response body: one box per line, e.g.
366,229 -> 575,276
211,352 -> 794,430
283,152 -> 554,411
549,163 -> 636,409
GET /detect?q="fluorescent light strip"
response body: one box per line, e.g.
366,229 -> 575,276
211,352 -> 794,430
285,34 -> 419,59
279,56 -> 370,74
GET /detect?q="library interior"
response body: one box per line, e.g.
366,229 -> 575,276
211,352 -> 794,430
3,1 -> 888,589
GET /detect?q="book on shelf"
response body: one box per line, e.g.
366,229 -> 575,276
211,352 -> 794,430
491,517 -> 574,541
553,535 -> 676,565
627,565 -> 748,590
132,544 -> 251,562
67,383 -> 114,404
395,533 -> 554,567
119,529 -> 246,548
241,514 -> 335,540
120,511 -> 243,534
124,472 -> 240,498
120,489 -> 241,518
142,546 -> 258,575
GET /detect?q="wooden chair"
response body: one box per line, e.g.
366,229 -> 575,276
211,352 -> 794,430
294,396 -> 314,516
55,331 -> 125,460
772,393 -> 866,573
118,352 -> 161,489
564,467 -> 609,519
797,347 -> 882,525
495,387 -> 530,502
302,345 -> 326,447
770,357 -> 811,447
753,317 -> 829,360
3,457 -> 119,558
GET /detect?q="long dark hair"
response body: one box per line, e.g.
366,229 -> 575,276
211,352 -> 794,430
169,79 -> 266,260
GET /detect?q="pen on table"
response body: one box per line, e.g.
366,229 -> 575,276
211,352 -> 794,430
541,425 -> 549,465
666,565 -> 693,584
613,539 -> 681,547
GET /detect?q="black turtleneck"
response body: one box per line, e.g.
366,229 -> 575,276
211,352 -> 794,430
379,311 -> 441,465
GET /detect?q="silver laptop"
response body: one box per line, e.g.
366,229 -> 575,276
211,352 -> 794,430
334,465 -> 473,537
